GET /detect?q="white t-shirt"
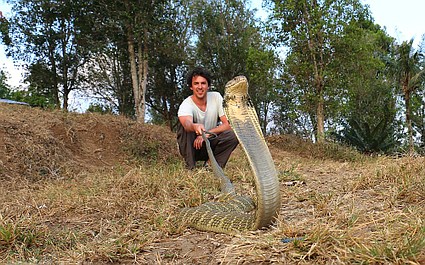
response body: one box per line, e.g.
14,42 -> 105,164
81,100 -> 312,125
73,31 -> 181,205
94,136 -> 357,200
178,91 -> 225,131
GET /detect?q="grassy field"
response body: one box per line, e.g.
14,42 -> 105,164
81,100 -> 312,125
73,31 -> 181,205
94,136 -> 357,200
0,104 -> 424,264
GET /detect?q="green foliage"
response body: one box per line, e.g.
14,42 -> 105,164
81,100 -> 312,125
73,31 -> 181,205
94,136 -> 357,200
0,220 -> 45,256
6,0 -> 101,110
267,0 -> 396,143
326,19 -> 399,153
2,0 -> 424,156
411,88 -> 425,149
73,0 -> 136,117
8,90 -> 53,108
80,42 -> 134,117
246,46 -> 281,134
388,39 -> 425,153
192,0 -> 260,93
0,70 -> 11,98
393,40 -> 425,92
334,116 -> 398,153
0,11 -> 11,46
0,69 -> 55,107
146,0 -> 192,130
18,62 -> 57,108
86,103 -> 113,115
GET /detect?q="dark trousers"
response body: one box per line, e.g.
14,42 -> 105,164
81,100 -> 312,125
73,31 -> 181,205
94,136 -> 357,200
177,124 -> 239,169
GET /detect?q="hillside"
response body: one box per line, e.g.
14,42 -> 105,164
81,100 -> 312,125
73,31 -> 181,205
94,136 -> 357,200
0,103 -> 424,264
0,104 -> 178,181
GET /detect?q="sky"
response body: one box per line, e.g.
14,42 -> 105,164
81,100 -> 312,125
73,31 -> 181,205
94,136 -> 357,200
359,0 -> 424,45
250,0 -> 425,45
1,0 -> 425,90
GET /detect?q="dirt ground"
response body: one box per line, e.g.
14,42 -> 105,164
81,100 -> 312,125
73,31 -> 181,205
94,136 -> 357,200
1,103 -> 424,264
0,103 -> 178,180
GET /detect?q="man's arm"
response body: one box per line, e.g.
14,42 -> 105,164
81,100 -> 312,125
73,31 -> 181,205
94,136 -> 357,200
179,115 -> 207,150
179,115 -> 205,135
207,115 -> 231,135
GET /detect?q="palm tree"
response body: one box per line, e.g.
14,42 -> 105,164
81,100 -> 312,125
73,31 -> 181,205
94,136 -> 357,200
393,39 -> 425,155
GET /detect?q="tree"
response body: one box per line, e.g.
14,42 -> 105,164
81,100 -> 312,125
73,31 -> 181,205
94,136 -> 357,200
146,0 -> 193,130
81,44 -> 134,117
4,0 -> 97,110
93,0 -> 169,123
123,0 -> 168,123
391,39 -> 425,154
411,87 -> 425,150
328,12 -> 399,152
0,66 -> 56,107
124,0 -> 149,123
415,36 -> 425,149
0,70 -> 11,98
0,10 -> 12,46
192,0 -> 260,93
246,46 -> 281,134
21,62 -> 58,107
68,0 -> 136,117
266,0 -> 372,143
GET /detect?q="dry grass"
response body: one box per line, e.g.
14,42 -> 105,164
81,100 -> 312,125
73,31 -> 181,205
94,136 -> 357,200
0,104 -> 424,264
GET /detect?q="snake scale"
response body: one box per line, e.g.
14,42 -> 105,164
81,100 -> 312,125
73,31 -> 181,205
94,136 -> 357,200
179,76 -> 281,234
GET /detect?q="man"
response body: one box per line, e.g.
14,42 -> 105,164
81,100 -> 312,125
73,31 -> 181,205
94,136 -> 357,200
177,67 -> 239,170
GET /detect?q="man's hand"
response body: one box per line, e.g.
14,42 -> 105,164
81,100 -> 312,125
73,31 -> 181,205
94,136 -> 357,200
193,135 -> 204,149
193,123 -> 205,136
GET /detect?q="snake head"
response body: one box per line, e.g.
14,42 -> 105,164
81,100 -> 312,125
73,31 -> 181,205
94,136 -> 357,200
224,76 -> 248,98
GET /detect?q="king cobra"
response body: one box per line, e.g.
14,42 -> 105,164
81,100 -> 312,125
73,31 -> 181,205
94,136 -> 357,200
179,76 -> 281,234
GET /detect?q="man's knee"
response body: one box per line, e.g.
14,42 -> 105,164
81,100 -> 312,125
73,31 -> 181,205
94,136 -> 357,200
220,130 -> 239,145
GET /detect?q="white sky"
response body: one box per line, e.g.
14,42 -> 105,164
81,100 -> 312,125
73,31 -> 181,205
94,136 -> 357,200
251,0 -> 425,44
360,0 -> 425,45
1,0 -> 425,89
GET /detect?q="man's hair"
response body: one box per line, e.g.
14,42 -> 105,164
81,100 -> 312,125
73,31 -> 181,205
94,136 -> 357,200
186,66 -> 212,87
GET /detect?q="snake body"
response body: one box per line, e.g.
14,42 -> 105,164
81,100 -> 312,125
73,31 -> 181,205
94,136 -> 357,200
179,76 -> 281,234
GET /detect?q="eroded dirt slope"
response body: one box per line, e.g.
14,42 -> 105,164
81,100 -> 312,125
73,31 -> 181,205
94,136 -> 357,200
0,104 -> 178,181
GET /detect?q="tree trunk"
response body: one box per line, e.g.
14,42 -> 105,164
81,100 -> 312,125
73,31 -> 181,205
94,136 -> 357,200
262,101 -> 269,135
127,28 -> 141,121
303,2 -> 325,143
404,91 -> 415,155
47,43 -> 60,109
63,92 -> 69,110
420,107 -> 425,147
127,25 -> 147,123
316,88 -> 325,143
53,82 -> 60,109
136,30 -> 148,123
313,58 -> 325,143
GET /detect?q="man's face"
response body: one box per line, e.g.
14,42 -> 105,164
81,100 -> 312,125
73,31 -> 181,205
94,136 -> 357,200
190,75 -> 209,99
